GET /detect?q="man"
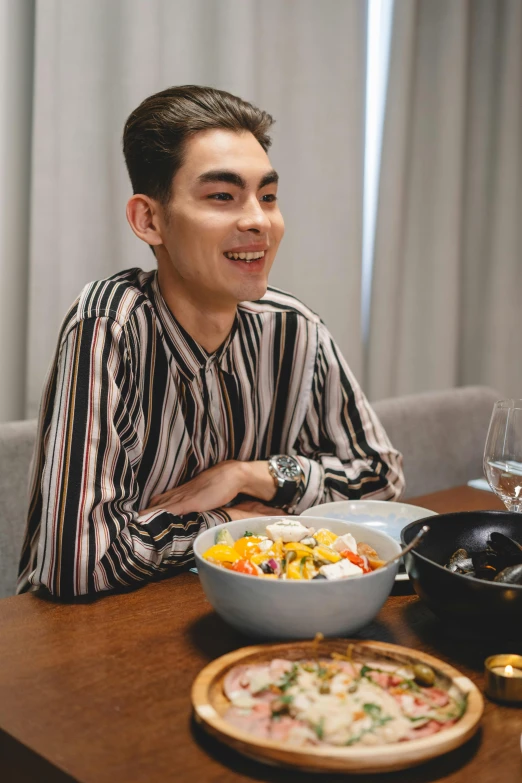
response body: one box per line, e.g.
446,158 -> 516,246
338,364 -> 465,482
18,86 -> 404,597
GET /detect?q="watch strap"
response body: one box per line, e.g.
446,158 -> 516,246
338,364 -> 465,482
271,480 -> 300,508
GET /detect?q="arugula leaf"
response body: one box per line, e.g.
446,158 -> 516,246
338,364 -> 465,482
396,677 -> 422,693
363,703 -> 382,719
345,703 -> 393,745
243,530 -> 254,537
361,665 -> 421,693
279,663 -> 299,692
314,716 -> 325,740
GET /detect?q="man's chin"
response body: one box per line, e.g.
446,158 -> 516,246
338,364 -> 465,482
235,279 -> 268,303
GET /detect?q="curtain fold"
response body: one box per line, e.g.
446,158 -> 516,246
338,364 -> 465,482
367,0 -> 522,401
0,0 -> 34,422
26,0 -> 367,418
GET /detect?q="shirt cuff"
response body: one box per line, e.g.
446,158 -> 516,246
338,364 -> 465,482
136,507 -> 231,526
197,508 -> 232,528
293,456 -> 324,515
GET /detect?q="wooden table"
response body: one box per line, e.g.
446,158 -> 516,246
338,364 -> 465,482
1,486 -> 521,783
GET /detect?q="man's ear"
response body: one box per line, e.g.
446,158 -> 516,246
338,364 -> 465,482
126,194 -> 164,248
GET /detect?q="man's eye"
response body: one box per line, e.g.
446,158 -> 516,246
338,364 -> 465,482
261,194 -> 277,203
209,193 -> 233,201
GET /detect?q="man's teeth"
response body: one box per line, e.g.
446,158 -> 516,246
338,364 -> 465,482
224,251 -> 265,262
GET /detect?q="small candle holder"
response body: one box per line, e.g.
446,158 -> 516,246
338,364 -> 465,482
484,654 -> 522,703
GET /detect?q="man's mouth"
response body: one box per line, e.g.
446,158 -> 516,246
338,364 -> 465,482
223,250 -> 266,264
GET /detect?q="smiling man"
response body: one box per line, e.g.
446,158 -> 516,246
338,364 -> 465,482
18,86 -> 404,597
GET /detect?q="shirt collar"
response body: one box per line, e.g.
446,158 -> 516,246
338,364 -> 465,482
149,272 -> 239,380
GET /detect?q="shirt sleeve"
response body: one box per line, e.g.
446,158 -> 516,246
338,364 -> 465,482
19,315 -> 229,598
292,323 -> 405,513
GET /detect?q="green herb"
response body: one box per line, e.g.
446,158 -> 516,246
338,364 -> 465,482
346,703 -> 393,745
279,663 -> 299,692
271,692 -> 294,717
243,530 -> 254,537
409,713 -> 455,725
395,677 -> 422,693
360,665 -> 421,693
314,717 -> 325,740
317,665 -> 329,680
363,703 -> 383,719
455,694 -> 468,719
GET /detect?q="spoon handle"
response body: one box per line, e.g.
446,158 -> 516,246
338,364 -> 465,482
386,525 -> 430,567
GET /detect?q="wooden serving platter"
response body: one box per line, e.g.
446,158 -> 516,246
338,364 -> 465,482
192,639 -> 483,774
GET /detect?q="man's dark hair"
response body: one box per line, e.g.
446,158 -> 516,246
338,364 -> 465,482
123,85 -> 274,206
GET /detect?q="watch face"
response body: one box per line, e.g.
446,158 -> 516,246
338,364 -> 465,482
275,455 -> 301,480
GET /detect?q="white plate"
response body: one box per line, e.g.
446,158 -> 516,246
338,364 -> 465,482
300,500 -> 437,582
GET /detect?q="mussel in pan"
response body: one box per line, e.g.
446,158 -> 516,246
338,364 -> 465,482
488,532 -> 522,566
444,530 -> 522,584
472,551 -> 498,581
446,548 -> 474,574
494,564 -> 522,585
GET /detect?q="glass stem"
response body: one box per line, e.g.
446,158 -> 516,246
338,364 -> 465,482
506,502 -> 522,513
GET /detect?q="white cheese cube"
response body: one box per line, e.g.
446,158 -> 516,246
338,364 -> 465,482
319,559 -> 363,580
333,533 -> 358,554
265,520 -> 312,543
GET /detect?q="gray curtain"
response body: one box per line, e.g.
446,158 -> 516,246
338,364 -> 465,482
22,0 -> 366,420
367,0 -> 522,401
0,0 -> 34,422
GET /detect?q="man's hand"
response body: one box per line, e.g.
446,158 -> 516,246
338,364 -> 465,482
145,461 -> 243,516
227,501 -> 289,520
143,460 -> 277,517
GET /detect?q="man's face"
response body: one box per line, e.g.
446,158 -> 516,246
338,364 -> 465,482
157,129 -> 284,307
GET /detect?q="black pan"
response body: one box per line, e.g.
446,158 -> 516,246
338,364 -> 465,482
401,511 -> 522,637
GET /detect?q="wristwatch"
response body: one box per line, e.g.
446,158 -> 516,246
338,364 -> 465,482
268,455 -> 305,509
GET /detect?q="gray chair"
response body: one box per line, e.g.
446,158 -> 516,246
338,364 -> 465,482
0,419 -> 37,599
0,386 -> 501,598
373,385 -> 501,498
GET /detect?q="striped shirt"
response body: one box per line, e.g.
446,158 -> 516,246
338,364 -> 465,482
18,268 -> 404,597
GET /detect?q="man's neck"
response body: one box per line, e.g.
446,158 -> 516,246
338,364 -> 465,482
157,264 -> 237,354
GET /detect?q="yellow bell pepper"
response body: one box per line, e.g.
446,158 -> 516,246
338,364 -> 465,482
313,544 -> 341,563
287,556 -> 314,580
250,551 -> 275,565
234,536 -> 263,558
272,538 -> 284,559
203,544 -> 240,563
286,561 -> 304,580
314,529 -> 338,547
284,542 -> 314,556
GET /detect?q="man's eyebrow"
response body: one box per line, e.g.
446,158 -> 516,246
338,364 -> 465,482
258,170 -> 279,189
197,169 -> 279,190
198,170 -> 246,188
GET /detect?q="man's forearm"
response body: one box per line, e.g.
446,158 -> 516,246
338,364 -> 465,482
236,460 -> 277,503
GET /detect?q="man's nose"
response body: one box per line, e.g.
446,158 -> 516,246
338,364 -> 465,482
237,196 -> 271,233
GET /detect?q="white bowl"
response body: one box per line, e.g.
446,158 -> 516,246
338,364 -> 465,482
193,516 -> 401,640
300,501 -> 437,582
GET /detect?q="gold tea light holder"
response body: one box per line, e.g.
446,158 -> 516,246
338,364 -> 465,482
484,654 -> 522,703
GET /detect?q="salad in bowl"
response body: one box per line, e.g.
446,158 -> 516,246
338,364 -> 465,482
193,517 -> 401,639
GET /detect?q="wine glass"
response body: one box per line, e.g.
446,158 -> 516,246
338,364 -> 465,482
484,399 -> 522,512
